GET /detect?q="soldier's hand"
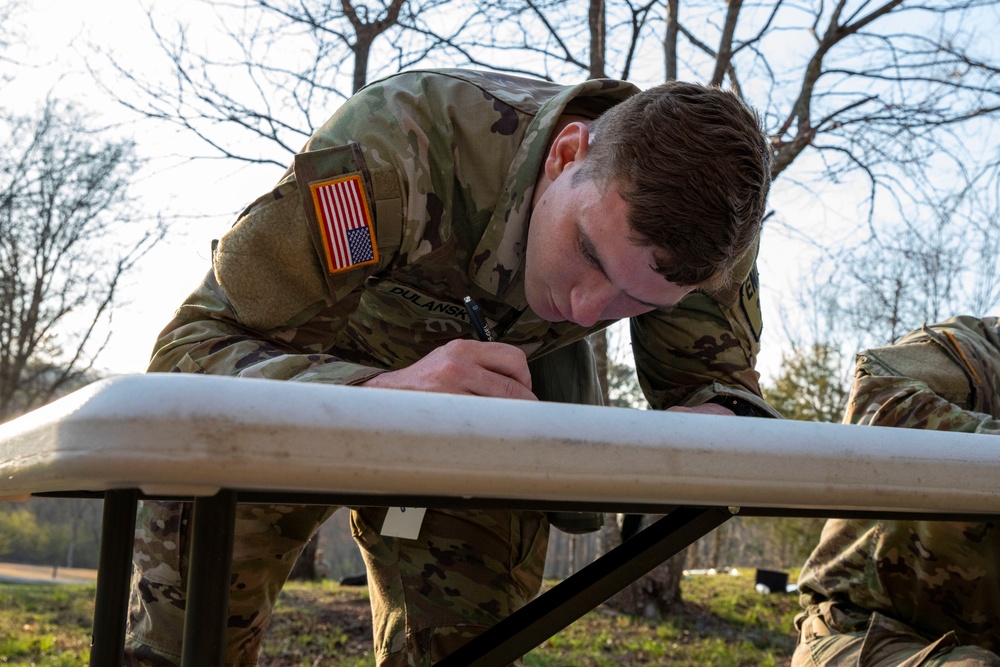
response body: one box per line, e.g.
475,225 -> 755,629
666,403 -> 735,416
360,339 -> 537,400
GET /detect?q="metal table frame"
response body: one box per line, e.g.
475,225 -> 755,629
5,374 -> 1000,666
83,489 -> 740,666
80,491 -> 999,667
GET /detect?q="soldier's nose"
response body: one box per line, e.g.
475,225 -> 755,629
568,285 -> 615,327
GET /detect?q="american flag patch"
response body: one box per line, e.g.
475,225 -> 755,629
310,174 -> 378,273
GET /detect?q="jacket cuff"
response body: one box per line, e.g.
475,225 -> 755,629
680,381 -> 783,419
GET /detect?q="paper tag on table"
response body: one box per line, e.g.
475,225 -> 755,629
381,507 -> 427,540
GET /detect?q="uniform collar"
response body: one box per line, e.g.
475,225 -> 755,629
468,78 -> 639,310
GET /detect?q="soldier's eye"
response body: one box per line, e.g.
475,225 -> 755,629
578,236 -> 602,271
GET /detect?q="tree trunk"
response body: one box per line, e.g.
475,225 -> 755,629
601,513 -> 688,617
288,533 -> 322,580
710,0 -> 743,87
608,549 -> 687,617
664,0 -> 679,81
567,533 -> 578,576
588,0 -> 606,79
352,36 -> 372,94
710,524 -> 723,568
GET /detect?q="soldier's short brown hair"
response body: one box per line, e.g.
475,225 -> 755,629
577,81 -> 771,290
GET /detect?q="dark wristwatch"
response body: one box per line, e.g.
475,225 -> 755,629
705,395 -> 767,417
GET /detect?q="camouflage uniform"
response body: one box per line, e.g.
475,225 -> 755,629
794,316 -> 1000,667
126,69 -> 769,666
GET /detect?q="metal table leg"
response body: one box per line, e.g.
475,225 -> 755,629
432,506 -> 733,667
181,490 -> 237,667
89,489 -> 139,667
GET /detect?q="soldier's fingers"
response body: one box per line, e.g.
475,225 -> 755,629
432,339 -> 533,392
467,342 -> 533,391
463,364 -> 537,401
434,339 -> 534,399
361,340 -> 534,398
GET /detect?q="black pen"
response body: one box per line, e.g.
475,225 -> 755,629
463,296 -> 495,342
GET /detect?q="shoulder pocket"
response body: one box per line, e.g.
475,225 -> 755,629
294,142 -> 404,282
214,143 -> 405,332
865,341 -> 972,407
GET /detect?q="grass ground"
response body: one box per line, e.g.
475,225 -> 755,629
0,570 -> 799,665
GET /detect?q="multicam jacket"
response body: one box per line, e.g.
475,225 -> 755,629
149,69 -> 766,412
796,316 -> 1000,651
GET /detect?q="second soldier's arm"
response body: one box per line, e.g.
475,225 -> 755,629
845,373 -> 1000,434
845,317 -> 1000,434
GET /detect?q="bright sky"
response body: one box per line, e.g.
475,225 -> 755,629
9,0 -> 995,386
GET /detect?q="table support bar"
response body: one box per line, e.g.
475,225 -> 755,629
181,490 -> 238,667
433,506 -> 732,667
90,489 -> 139,667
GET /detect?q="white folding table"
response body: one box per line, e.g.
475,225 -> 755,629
2,374 -> 999,666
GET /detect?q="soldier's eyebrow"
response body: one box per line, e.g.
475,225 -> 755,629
578,230 -> 669,310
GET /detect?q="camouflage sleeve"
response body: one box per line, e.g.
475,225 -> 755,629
844,315 -> 1000,435
844,374 -> 1000,434
844,316 -> 1000,434
629,264 -> 777,415
148,268 -> 385,385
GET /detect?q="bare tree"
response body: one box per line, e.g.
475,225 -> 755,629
104,0 -> 1000,223
458,0 -> 657,81
791,163 -> 1000,363
656,0 -> 1000,387
474,1 -> 1000,264
0,100 -> 162,421
94,0 -> 464,167
251,0 -> 409,94
495,0 -> 1000,225
0,0 -> 20,55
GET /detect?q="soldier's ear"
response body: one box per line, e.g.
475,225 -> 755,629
544,122 -> 591,181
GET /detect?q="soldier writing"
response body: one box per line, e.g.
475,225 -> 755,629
125,68 -> 775,666
795,316 -> 1000,667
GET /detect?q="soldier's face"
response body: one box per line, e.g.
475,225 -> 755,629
525,122 -> 694,326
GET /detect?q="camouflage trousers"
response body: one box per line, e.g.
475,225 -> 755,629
125,339 -> 602,666
793,606 -> 1000,667
125,503 -> 548,666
